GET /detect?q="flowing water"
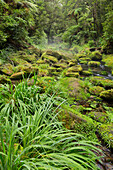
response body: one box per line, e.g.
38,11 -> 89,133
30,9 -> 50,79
79,62 -> 113,169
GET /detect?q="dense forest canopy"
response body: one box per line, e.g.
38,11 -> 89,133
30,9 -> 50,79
0,0 -> 113,53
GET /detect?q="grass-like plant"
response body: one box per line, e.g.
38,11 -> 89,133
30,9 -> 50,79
0,79 -> 102,169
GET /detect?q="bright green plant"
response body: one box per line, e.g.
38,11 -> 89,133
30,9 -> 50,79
0,79 -> 102,169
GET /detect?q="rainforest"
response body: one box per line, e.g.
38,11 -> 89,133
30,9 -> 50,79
0,0 -> 113,169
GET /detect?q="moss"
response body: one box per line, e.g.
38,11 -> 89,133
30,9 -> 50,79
99,124 -> 113,148
88,61 -> 101,67
37,59 -> 45,64
65,72 -> 79,78
0,75 -> 11,84
38,69 -> 49,77
100,71 -> 108,76
76,53 -> 86,59
45,50 -> 62,60
87,112 -> 109,123
67,65 -> 82,72
42,53 -> 58,63
90,76 -> 113,89
38,64 -> 49,69
82,71 -> 93,76
52,63 -> 68,69
19,54 -> 37,63
100,89 -> 113,100
0,63 -> 13,75
90,51 -> 102,61
89,86 -> 104,96
102,54 -> 113,69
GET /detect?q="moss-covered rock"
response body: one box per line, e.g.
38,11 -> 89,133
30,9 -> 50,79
37,59 -> 45,64
67,65 -> 82,72
99,124 -> 113,148
0,75 -> 11,84
10,71 -> 25,80
42,53 -> 58,63
82,71 -> 93,76
45,50 -> 62,60
100,89 -> 113,100
52,63 -> 68,69
102,54 -> 113,69
90,51 -> 102,61
0,63 -> 13,75
88,61 -> 101,67
90,76 -> 113,89
48,67 -> 57,74
89,86 -> 104,96
65,72 -> 79,78
68,59 -> 78,67
27,47 -> 42,58
38,69 -> 49,77
76,53 -> 86,59
87,112 -> 109,123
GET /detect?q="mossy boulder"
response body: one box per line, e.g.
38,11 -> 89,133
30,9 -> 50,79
38,69 -> 49,77
19,54 -> 37,63
89,86 -> 104,96
100,89 -> 113,100
102,54 -> 113,69
9,56 -> 29,66
67,65 -> 82,72
52,63 -> 68,69
28,47 -> 42,58
90,51 -> 102,61
82,71 -> 93,76
48,67 -> 57,74
65,72 -> 79,78
90,76 -> 113,89
10,71 -> 25,80
45,50 -> 62,60
68,59 -> 78,67
87,112 -> 109,123
0,75 -> 11,84
88,61 -> 101,67
42,53 -> 58,63
37,59 -> 45,64
99,124 -> 113,148
0,63 -> 13,75
76,53 -> 86,59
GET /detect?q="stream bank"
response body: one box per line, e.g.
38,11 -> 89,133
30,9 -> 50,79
0,47 -> 113,169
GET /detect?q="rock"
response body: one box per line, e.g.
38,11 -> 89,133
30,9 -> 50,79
28,47 -> 42,58
52,63 -> 68,69
0,75 -> 11,84
45,50 -> 62,60
37,59 -> 45,64
0,63 -> 13,75
89,86 -> 104,96
19,54 -> 37,63
42,53 -> 58,63
82,71 -> 93,76
88,61 -> 101,67
87,111 -> 109,123
67,65 -> 82,72
10,71 -> 25,80
78,57 -> 91,65
68,59 -> 78,67
66,72 -> 79,78
100,89 -> 113,100
90,76 -> 113,89
99,124 -> 113,148
90,51 -> 102,61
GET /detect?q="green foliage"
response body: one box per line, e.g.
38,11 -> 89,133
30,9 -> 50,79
0,78 -> 102,169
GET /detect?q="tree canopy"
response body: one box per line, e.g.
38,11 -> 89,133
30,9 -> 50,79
0,0 -> 113,53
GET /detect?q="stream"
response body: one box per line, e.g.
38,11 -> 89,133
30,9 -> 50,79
79,62 -> 113,169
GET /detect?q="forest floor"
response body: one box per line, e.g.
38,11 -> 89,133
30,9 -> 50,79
0,45 -> 113,169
